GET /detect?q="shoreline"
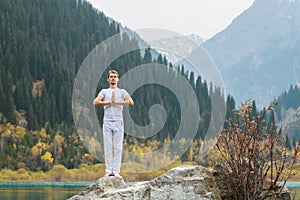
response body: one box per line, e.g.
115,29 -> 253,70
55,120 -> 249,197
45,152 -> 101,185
0,181 -> 300,188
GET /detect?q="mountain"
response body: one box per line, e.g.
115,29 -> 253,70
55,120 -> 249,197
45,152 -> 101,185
0,0 -> 222,171
0,0 -> 122,129
202,0 -> 300,108
135,32 -> 204,65
274,85 -> 300,142
0,0 -> 125,170
277,106 -> 300,141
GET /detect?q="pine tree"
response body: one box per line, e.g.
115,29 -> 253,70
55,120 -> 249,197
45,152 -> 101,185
3,71 -> 16,123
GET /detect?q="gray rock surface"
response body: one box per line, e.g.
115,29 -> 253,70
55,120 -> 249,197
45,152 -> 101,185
68,165 -> 221,200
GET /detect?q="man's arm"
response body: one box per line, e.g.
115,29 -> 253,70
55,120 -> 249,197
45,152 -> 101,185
93,95 -> 112,106
113,95 -> 134,106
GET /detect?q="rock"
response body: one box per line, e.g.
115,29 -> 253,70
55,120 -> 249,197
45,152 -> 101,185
69,176 -> 127,200
68,165 -> 221,200
211,165 -> 232,200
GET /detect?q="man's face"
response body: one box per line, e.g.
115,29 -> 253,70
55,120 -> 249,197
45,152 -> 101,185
108,73 -> 119,86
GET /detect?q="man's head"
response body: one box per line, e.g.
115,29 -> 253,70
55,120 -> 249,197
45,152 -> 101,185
107,70 -> 119,88
107,70 -> 119,78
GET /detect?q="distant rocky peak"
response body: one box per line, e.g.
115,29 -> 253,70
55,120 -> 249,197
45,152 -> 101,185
203,0 -> 300,69
202,0 -> 300,107
147,34 -> 204,64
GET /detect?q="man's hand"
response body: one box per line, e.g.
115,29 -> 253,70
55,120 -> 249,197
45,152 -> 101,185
111,94 -> 134,106
111,91 -> 115,104
93,95 -> 112,106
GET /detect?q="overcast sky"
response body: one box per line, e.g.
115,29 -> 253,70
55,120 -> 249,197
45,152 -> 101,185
87,0 -> 255,39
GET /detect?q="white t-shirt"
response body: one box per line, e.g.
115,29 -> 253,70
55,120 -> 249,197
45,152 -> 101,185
98,88 -> 129,121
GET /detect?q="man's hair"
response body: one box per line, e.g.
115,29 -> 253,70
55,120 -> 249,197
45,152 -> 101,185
108,70 -> 119,78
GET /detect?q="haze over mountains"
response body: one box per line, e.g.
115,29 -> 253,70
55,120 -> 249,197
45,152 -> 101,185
202,0 -> 300,107
143,0 -> 300,108
148,33 -> 204,64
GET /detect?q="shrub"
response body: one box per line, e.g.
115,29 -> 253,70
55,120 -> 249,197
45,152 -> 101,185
211,101 -> 300,199
47,164 -> 68,181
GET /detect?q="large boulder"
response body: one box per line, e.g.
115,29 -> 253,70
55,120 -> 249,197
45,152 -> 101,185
68,165 -> 221,200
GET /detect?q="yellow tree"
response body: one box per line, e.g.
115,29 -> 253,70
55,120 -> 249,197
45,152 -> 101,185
41,151 -> 54,171
53,132 -> 65,164
15,126 -> 26,140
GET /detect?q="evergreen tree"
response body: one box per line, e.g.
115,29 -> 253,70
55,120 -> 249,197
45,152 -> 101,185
224,95 -> 236,128
143,47 -> 152,64
285,135 -> 292,150
2,71 -> 16,123
189,71 -> 195,90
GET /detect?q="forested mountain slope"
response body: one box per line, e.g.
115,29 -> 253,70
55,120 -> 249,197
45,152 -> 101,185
0,0 -> 225,171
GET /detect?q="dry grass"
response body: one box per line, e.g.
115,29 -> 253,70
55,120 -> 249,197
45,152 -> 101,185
0,161 -> 197,182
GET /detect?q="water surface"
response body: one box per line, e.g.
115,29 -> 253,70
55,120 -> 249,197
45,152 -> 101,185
0,186 -> 86,200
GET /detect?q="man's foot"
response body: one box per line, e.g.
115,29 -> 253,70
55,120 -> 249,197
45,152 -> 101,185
103,172 -> 112,177
113,172 -> 122,179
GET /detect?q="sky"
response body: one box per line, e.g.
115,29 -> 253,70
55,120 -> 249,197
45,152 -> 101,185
87,0 -> 255,40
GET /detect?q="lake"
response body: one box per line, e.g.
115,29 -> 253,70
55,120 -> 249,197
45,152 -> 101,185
0,182 -> 299,200
0,182 -> 90,200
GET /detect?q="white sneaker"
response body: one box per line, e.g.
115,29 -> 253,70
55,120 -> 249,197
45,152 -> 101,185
103,172 -> 112,177
113,172 -> 122,179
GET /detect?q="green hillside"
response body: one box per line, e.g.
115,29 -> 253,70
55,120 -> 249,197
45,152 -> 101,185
0,0 -> 119,128
0,0 -> 227,172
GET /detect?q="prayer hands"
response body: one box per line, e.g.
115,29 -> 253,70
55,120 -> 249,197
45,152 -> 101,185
111,91 -> 115,103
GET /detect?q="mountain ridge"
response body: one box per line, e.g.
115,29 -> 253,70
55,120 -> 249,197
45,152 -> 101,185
202,0 -> 300,107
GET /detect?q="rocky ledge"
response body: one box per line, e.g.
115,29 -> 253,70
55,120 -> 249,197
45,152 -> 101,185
68,165 -> 221,200
68,165 -> 291,200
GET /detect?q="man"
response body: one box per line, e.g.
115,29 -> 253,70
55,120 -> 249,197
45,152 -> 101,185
93,70 -> 134,178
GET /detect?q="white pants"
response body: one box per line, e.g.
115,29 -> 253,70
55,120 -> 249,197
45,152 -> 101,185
103,120 -> 124,173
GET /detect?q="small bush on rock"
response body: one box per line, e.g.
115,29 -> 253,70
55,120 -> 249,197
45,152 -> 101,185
211,101 -> 299,200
